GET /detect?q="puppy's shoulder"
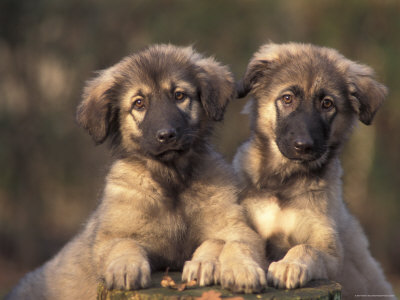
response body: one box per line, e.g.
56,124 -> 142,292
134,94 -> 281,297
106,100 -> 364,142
184,149 -> 239,204
232,139 -> 262,186
232,140 -> 249,175
101,159 -> 161,209
197,149 -> 235,181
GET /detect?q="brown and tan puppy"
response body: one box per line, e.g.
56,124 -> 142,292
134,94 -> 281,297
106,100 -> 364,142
234,42 -> 394,299
7,44 -> 266,300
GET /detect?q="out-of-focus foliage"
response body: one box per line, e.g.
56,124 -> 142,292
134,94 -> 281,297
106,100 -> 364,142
0,0 -> 399,294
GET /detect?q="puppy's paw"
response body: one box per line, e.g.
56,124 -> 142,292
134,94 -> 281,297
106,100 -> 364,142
267,260 -> 310,289
104,255 -> 151,290
220,261 -> 266,293
182,259 -> 219,286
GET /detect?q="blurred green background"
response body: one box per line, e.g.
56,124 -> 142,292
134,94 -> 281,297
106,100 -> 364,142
0,0 -> 399,296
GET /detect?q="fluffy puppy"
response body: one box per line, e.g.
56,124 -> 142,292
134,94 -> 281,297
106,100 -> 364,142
7,44 -> 266,300
234,42 -> 394,299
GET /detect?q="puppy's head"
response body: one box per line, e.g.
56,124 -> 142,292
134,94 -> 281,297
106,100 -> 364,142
240,42 -> 387,166
77,44 -> 234,161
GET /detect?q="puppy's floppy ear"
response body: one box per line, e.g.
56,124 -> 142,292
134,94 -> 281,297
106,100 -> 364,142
194,56 -> 235,121
240,59 -> 271,98
241,43 -> 280,98
76,65 -> 120,144
346,62 -> 387,125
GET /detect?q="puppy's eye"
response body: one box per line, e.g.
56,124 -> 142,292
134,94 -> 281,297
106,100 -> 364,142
281,94 -> 293,105
132,98 -> 145,110
321,98 -> 334,111
174,91 -> 186,101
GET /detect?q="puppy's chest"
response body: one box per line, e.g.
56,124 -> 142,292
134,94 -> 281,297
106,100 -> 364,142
139,201 -> 198,264
141,206 -> 190,244
248,199 -> 298,239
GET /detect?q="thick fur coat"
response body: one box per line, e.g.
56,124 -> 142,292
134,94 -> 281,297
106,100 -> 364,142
234,43 -> 394,299
7,45 -> 266,300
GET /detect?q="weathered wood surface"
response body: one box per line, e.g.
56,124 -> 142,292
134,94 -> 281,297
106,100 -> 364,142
97,272 -> 341,300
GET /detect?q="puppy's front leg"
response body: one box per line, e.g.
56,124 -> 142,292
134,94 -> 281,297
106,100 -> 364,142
267,244 -> 339,289
96,238 -> 151,290
219,240 -> 267,293
182,239 -> 224,286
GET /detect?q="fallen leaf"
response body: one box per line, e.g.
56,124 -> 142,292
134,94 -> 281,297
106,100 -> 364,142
160,275 -> 189,291
161,275 -> 176,287
160,269 -> 198,291
187,279 -> 198,287
196,290 -> 222,300
160,279 -> 171,288
175,283 -> 187,291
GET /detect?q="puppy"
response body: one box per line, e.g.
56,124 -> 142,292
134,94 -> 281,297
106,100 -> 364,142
234,42 -> 394,299
7,44 -> 266,300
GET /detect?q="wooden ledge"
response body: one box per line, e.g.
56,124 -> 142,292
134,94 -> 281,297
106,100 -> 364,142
97,272 -> 341,300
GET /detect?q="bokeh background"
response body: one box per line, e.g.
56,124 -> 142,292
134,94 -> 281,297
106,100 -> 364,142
0,0 -> 399,296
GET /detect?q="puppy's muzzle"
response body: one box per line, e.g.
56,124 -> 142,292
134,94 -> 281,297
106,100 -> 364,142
293,137 -> 314,155
152,127 -> 190,161
276,113 -> 328,162
156,128 -> 178,144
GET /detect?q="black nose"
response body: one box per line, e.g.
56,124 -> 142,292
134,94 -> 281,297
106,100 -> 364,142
293,138 -> 313,154
156,128 -> 177,143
